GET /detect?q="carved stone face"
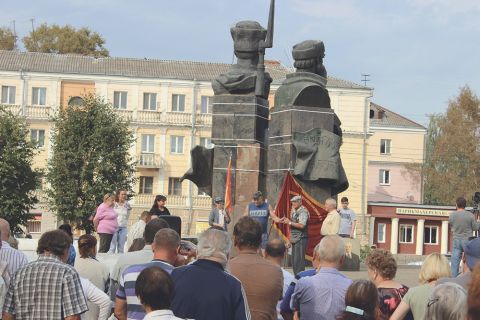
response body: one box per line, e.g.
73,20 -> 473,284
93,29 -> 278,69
230,21 -> 267,59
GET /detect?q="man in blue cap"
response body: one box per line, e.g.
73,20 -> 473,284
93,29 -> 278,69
437,237 -> 480,290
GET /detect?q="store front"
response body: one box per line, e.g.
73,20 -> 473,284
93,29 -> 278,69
368,202 -> 457,255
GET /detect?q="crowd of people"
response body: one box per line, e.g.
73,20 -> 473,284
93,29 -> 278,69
1,193 -> 480,320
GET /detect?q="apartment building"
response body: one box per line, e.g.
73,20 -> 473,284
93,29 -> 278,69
0,50 -> 377,238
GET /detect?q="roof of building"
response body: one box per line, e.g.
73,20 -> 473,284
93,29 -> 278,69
0,50 -> 367,90
370,102 -> 426,130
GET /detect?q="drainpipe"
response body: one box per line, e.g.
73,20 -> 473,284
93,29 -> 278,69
187,80 -> 198,235
19,69 -> 27,116
361,91 -> 373,237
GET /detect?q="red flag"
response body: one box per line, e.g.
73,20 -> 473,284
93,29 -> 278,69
224,157 -> 233,214
272,172 -> 328,258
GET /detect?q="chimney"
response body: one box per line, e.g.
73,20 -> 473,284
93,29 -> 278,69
378,109 -> 385,119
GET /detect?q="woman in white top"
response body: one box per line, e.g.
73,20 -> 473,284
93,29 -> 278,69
75,234 -> 110,320
109,189 -> 132,253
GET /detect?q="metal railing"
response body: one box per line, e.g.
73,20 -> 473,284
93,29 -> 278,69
137,153 -> 163,168
132,194 -> 212,209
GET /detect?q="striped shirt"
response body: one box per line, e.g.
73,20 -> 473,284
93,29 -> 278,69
0,241 -> 28,286
3,254 -> 88,319
116,260 -> 174,320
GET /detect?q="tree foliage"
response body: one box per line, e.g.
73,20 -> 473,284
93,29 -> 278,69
47,94 -> 135,231
0,27 -> 16,51
23,23 -> 109,57
0,106 -> 40,233
422,86 -> 480,205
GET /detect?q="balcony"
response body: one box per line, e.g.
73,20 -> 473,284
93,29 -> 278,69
1,104 -> 21,115
165,112 -> 192,125
137,153 -> 164,168
132,194 -> 212,209
26,106 -> 51,119
114,109 -> 134,121
195,113 -> 212,126
137,110 -> 163,123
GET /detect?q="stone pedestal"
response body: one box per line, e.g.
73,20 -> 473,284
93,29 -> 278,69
267,105 -> 340,208
211,95 -> 269,226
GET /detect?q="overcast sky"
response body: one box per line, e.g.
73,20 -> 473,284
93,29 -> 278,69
2,0 -> 480,126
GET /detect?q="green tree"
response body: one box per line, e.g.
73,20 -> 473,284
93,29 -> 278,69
0,106 -> 40,233
421,86 -> 480,205
47,94 -> 135,231
0,27 -> 16,51
23,23 -> 109,57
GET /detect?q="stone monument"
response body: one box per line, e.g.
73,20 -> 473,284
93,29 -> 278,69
182,1 -> 275,227
267,40 -> 349,208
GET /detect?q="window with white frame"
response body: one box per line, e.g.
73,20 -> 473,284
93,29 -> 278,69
199,137 -> 213,149
1,86 -> 16,104
424,226 -> 438,245
200,95 -> 212,114
399,224 -> 414,243
141,134 -> 155,153
170,136 -> 184,154
379,169 -> 390,185
30,129 -> 45,148
380,139 -> 391,154
143,92 -> 157,111
168,177 -> 182,196
113,91 -> 128,109
32,87 -> 47,106
139,176 -> 154,194
172,94 -> 185,112
377,223 -> 386,243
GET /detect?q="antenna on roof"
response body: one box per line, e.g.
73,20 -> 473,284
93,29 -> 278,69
11,20 -> 18,48
361,74 -> 370,87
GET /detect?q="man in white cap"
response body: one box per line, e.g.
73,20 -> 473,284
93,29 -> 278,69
284,195 -> 309,275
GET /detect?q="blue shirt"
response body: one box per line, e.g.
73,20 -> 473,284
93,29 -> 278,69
280,269 -> 316,314
248,202 -> 269,233
117,260 -> 174,320
291,268 -> 352,320
171,259 -> 251,320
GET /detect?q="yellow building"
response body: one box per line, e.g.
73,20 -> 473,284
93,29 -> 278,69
0,51 -> 376,238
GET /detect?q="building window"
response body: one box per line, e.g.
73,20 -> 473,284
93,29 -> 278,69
168,177 -> 182,196
30,129 -> 45,148
399,224 -> 414,243
380,139 -> 391,154
27,218 -> 42,234
141,134 -> 155,153
170,136 -> 184,154
113,91 -> 128,109
200,95 -> 212,114
424,226 -> 438,245
139,176 -> 154,194
143,93 -> 157,111
1,86 -> 16,104
379,169 -> 390,185
199,137 -> 213,149
377,223 -> 386,243
172,94 -> 185,112
32,87 -> 47,106
68,96 -> 84,106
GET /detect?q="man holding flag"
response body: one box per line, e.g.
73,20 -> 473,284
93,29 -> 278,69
208,197 -> 231,231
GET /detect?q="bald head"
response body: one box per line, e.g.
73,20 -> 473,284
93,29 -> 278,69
0,219 -> 10,241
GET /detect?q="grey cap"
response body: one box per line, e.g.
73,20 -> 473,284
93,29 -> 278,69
291,195 -> 302,202
214,196 -> 224,204
292,40 -> 325,60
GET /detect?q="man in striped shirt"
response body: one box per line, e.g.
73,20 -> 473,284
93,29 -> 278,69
114,228 -> 179,320
0,219 -> 28,286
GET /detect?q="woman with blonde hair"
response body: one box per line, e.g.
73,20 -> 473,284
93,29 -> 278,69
93,193 -> 118,253
390,253 -> 451,320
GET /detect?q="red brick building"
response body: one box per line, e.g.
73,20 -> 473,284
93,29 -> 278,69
368,202 -> 458,255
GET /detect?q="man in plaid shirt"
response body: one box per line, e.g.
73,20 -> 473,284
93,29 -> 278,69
2,230 -> 88,320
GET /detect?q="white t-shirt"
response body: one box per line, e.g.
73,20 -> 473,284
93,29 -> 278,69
80,277 -> 111,320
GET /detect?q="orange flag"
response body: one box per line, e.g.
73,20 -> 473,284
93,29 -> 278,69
272,172 -> 329,258
224,157 -> 233,214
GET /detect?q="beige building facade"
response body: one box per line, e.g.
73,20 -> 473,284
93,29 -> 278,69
0,51 -> 385,241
